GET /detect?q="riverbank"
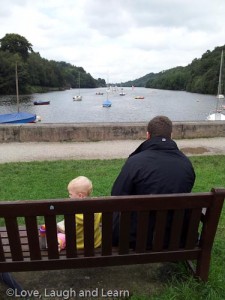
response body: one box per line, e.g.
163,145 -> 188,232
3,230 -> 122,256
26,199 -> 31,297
0,137 -> 225,163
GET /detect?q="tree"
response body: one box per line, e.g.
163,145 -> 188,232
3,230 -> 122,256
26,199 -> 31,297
0,33 -> 33,60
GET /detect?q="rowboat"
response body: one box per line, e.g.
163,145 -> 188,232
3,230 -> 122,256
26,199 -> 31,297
33,100 -> 50,105
135,96 -> 144,99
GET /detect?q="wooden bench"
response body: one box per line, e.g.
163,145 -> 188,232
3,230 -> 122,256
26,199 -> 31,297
0,188 -> 224,282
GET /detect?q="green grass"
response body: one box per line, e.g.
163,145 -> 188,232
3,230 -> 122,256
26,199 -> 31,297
0,155 -> 225,300
0,159 -> 122,200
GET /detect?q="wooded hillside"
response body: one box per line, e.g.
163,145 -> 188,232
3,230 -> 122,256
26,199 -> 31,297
0,33 -> 106,94
123,46 -> 224,95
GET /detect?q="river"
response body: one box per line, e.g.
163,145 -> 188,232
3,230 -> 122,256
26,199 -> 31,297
0,87 -> 218,123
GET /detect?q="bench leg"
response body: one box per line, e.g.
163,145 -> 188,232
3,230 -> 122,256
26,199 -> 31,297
195,251 -> 211,282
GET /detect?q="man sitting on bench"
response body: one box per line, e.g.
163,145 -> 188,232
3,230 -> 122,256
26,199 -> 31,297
111,115 -> 196,248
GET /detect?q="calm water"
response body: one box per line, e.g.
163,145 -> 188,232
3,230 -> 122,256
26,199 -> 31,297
0,87 -> 218,123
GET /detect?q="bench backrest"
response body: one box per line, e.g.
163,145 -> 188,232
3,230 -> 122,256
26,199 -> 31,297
0,188 -> 224,273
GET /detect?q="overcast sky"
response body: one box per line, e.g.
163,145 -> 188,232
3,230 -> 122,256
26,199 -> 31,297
1,0 -> 225,83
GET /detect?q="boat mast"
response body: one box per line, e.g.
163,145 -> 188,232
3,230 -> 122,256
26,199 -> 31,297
217,50 -> 224,97
78,72 -> 80,96
15,62 -> 20,113
106,73 -> 109,100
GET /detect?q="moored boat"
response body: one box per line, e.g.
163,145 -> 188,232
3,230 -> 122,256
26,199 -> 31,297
73,72 -> 82,101
102,99 -> 112,107
0,63 -> 37,124
206,50 -> 225,120
33,100 -> 50,105
119,86 -> 126,96
73,95 -> 82,101
206,112 -> 225,121
135,96 -> 144,99
0,112 -> 37,123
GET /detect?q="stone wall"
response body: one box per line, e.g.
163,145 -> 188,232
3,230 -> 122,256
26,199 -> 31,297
0,121 -> 225,143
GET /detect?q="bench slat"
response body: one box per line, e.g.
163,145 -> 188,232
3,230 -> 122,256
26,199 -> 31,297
5,217 -> 23,261
45,215 -> 59,259
0,232 -> 5,261
64,214 -> 77,258
25,216 -> 41,260
83,213 -> 94,256
135,211 -> 149,253
168,210 -> 185,250
185,208 -> 202,249
0,194 -> 212,216
152,211 -> 168,251
0,249 -> 201,273
119,212 -> 131,254
101,212 -> 113,255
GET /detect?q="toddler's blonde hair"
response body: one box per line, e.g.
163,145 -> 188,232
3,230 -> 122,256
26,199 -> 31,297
68,176 -> 93,196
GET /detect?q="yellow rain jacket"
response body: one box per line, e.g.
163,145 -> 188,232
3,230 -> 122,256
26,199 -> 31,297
57,213 -> 102,249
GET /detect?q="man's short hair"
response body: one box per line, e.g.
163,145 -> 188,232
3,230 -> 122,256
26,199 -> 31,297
147,116 -> 172,139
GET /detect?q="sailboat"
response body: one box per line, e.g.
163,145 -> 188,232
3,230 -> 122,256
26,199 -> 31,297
102,89 -> 112,107
119,88 -> 126,96
102,79 -> 112,107
102,76 -> 112,107
73,72 -> 82,101
207,50 -> 225,120
102,99 -> 112,107
0,62 -> 37,124
119,84 -> 126,96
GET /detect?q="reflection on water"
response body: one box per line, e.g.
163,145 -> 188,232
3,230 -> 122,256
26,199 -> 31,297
0,87 -> 219,123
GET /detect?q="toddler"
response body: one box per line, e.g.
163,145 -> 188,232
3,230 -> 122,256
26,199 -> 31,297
57,176 -> 102,249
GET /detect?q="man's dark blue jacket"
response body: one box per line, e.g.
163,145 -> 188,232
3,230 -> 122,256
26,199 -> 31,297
111,136 -> 196,247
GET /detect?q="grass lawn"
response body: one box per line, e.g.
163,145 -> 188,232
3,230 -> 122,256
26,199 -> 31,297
0,155 -> 225,299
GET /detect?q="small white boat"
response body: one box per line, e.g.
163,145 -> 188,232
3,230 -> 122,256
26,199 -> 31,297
207,112 -> 225,121
73,72 -> 82,101
73,95 -> 82,101
119,86 -> 126,96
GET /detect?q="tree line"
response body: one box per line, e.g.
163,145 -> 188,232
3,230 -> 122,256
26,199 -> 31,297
0,33 -> 106,95
1,33 -> 223,96
123,46 -> 224,95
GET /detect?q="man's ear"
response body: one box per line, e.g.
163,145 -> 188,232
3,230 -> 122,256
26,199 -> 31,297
146,131 -> 151,139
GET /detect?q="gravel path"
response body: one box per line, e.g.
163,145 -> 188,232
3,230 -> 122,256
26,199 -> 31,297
0,137 -> 225,163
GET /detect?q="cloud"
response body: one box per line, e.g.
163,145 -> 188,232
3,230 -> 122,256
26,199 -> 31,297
1,0 -> 225,82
